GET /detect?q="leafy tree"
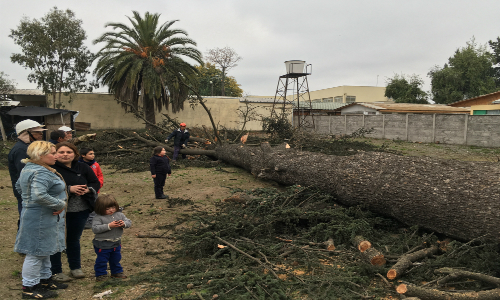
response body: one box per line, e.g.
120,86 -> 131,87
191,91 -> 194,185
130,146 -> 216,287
428,38 -> 498,104
0,72 -> 16,101
385,73 -> 428,103
196,62 -> 243,97
488,37 -> 500,86
9,7 -> 95,108
93,11 -> 202,127
206,47 -> 242,96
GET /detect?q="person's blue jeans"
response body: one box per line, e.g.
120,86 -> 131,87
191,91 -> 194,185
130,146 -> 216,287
172,145 -> 186,160
22,254 -> 52,287
94,245 -> 123,276
50,209 -> 90,273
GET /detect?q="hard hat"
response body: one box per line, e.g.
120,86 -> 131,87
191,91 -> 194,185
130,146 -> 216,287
58,126 -> 74,132
179,123 -> 186,127
15,119 -> 47,135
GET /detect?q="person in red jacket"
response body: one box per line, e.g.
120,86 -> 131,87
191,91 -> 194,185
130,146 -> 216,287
79,148 -> 104,189
80,147 -> 104,230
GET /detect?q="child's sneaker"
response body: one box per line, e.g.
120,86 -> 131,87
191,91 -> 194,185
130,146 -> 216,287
70,268 -> 85,278
40,278 -> 68,290
111,272 -> 127,279
22,284 -> 57,299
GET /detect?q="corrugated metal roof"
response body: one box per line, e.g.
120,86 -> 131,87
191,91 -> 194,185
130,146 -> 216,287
294,102 -> 349,110
333,102 -> 470,113
9,89 -> 45,95
448,90 -> 500,106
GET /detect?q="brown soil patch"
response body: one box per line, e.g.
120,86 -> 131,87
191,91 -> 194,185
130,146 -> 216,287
0,163 -> 279,299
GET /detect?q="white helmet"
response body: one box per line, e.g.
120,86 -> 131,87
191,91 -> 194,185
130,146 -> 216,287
15,119 -> 47,135
58,126 -> 73,132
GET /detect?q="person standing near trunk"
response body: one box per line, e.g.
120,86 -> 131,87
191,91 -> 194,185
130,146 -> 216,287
165,123 -> 190,161
150,146 -> 171,199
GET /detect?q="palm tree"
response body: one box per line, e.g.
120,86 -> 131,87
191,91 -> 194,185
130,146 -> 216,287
93,11 -> 202,127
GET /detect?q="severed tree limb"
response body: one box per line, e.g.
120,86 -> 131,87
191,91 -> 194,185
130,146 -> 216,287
397,283 -> 500,299
435,268 -> 500,287
361,247 -> 386,266
131,132 -> 216,157
387,245 -> 438,280
352,236 -> 372,252
97,149 -> 144,155
215,236 -> 281,280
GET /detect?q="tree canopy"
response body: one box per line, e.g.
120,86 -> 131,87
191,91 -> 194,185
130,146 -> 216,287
385,74 -> 428,104
196,62 -> 243,97
9,7 -> 95,108
0,72 -> 16,101
206,47 -> 242,96
428,38 -> 498,104
93,11 -> 202,127
488,37 -> 500,86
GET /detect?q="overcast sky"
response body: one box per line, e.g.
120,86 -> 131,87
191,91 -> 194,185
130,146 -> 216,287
1,0 -> 499,97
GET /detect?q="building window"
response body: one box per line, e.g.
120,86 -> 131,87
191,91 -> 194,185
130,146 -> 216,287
322,97 -> 333,103
346,96 -> 356,103
486,110 -> 500,115
312,99 -> 322,103
334,96 -> 343,103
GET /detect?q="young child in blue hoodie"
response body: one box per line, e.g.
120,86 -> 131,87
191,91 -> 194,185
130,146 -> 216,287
149,146 -> 171,199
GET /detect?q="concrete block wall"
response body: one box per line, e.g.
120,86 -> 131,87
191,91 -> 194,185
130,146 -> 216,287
308,114 -> 500,148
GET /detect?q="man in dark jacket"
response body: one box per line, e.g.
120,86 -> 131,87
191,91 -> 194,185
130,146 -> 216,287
165,122 -> 190,161
8,119 -> 47,218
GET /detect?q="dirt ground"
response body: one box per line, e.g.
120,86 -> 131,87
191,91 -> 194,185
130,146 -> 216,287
0,161 -> 280,299
0,138 -> 497,299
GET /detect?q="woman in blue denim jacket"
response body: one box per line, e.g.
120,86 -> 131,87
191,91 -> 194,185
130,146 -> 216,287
14,141 -> 68,299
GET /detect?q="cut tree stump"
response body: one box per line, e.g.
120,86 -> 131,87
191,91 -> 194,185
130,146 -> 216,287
397,283 -> 500,299
352,235 -> 372,252
215,143 -> 500,241
361,247 -> 386,266
387,245 -> 439,280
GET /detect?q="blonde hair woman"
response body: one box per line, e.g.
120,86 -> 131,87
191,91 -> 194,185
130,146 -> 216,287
14,141 -> 68,299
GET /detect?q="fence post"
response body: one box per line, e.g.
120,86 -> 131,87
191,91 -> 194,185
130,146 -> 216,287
345,115 -> 347,135
464,114 -> 468,145
432,114 -> 436,143
382,114 -> 385,139
406,114 -> 409,141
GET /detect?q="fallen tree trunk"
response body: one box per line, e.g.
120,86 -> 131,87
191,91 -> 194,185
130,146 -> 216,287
215,143 -> 500,241
397,283 -> 500,299
131,132 -> 216,157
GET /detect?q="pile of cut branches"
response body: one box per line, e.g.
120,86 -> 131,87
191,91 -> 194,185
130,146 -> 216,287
105,187 -> 500,299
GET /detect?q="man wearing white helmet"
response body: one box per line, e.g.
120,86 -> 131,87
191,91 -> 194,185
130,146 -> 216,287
8,119 -> 47,222
58,126 -> 73,141
58,125 -> 97,145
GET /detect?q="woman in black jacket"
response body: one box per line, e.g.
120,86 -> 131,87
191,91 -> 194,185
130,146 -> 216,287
50,142 -> 100,282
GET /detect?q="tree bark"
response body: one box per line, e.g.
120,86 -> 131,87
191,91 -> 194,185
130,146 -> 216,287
397,284 -> 500,299
214,143 -> 500,242
361,247 -> 386,266
143,93 -> 156,129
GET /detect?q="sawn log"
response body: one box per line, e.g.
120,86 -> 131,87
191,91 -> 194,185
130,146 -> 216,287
215,143 -> 500,242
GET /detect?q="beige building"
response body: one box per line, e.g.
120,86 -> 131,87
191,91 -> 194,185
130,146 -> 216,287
307,85 -> 390,104
39,86 -> 387,131
53,93 -> 281,131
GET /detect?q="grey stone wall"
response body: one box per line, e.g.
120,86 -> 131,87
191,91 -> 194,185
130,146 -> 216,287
303,114 -> 500,147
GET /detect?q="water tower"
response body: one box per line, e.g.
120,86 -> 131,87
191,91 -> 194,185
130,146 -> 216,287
271,60 -> 314,129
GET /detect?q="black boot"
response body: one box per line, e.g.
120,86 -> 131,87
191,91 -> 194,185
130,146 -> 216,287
22,284 -> 58,299
40,277 -> 69,289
